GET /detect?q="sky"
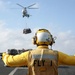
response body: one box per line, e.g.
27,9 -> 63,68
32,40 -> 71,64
0,0 -> 75,55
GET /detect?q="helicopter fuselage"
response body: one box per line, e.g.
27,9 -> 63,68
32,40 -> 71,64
22,8 -> 30,18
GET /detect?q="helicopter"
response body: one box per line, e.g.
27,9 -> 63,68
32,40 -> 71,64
17,3 -> 38,18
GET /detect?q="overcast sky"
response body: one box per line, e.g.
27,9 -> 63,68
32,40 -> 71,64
0,0 -> 75,55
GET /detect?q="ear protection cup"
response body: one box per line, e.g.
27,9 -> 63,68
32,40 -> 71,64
49,35 -> 55,46
32,36 -> 37,44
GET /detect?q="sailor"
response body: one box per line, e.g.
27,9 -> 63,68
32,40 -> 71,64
2,29 -> 75,75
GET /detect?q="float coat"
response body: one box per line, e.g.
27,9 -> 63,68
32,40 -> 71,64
2,46 -> 75,75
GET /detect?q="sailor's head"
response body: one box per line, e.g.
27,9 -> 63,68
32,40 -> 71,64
32,29 -> 55,46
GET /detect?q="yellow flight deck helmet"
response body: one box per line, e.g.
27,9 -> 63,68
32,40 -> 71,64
32,29 -> 55,46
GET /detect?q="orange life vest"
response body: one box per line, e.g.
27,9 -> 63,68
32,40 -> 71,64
28,49 -> 58,75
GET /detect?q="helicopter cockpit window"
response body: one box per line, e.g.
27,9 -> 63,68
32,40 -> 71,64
23,28 -> 31,34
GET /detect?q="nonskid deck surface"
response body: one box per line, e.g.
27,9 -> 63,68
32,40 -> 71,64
0,59 -> 75,75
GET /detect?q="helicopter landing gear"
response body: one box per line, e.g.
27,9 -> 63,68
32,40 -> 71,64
27,14 -> 30,18
23,15 -> 25,18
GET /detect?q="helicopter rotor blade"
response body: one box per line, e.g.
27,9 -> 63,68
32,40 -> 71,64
10,8 -> 21,9
28,8 -> 38,9
16,3 -> 25,8
27,3 -> 36,8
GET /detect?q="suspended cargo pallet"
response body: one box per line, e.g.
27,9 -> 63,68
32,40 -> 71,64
23,28 -> 32,34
